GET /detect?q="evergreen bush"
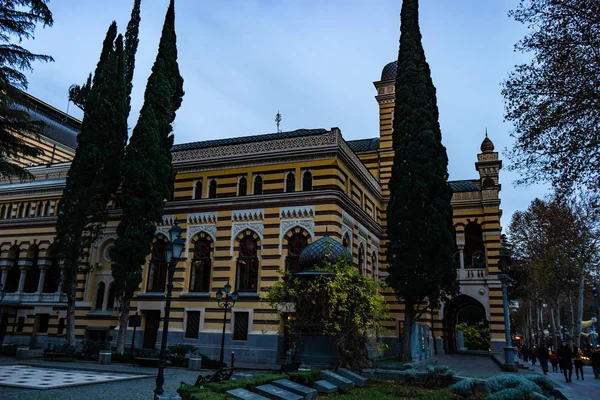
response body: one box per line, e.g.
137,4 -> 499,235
522,374 -> 554,393
0,344 -> 18,356
485,374 -> 546,400
450,378 -> 485,398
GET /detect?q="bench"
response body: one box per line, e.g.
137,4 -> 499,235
134,357 -> 161,367
43,343 -> 76,361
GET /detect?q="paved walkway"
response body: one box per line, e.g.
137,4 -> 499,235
517,357 -> 600,400
426,353 -> 505,378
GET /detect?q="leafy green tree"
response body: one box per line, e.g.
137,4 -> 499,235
111,0 -> 184,354
502,0 -> 600,202
0,0 -> 53,180
264,256 -> 388,370
55,1 -> 141,346
386,0 -> 457,361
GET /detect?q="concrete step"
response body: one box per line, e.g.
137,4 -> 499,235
337,368 -> 367,388
254,384 -> 303,400
313,380 -> 338,395
226,388 -> 269,400
271,379 -> 317,400
319,370 -> 354,393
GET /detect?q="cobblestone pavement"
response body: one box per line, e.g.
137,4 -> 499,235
0,357 -> 262,400
426,353 -> 505,378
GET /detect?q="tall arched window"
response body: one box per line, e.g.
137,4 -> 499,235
342,233 -> 351,251
464,222 -> 485,268
236,236 -> 259,292
18,203 -> 25,218
253,176 -> 263,195
44,247 -> 60,293
24,246 -> 40,293
208,179 -> 217,199
358,245 -> 365,275
36,202 -> 43,217
372,251 -> 378,281
194,180 -> 203,199
96,282 -> 105,310
302,171 -> 312,191
25,202 -> 32,217
190,237 -> 211,292
285,172 -> 295,193
6,204 -> 13,218
107,283 -> 116,309
5,246 -> 20,293
44,202 -> 51,217
238,176 -> 247,196
147,236 -> 168,292
285,233 -> 308,273
0,204 -> 6,219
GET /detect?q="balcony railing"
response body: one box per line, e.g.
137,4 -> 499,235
2,291 -> 66,304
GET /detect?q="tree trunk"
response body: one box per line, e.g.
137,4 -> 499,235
536,304 -> 542,345
549,304 -> 558,350
116,295 -> 131,355
65,281 -> 77,346
400,306 -> 414,362
528,305 -> 533,346
430,309 -> 438,355
568,295 -> 575,347
575,274 -> 585,348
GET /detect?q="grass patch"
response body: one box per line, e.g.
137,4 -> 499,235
335,380 -> 459,400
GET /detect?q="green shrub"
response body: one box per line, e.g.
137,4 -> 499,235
178,387 -> 226,400
485,375 -> 545,400
522,374 -> 554,393
287,370 -> 320,386
423,364 -> 454,387
404,368 -> 418,383
398,363 -> 415,371
451,378 -> 485,398
81,340 -> 109,360
200,354 -> 225,370
0,344 -> 18,356
168,344 -> 196,367
205,373 -> 288,393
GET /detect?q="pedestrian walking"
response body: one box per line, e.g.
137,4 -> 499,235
537,344 -> 549,375
522,345 -> 529,362
557,341 -> 573,383
550,351 -> 559,372
590,347 -> 600,379
573,346 -> 584,380
530,347 -> 537,366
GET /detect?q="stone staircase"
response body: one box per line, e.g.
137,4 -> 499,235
225,369 -> 366,399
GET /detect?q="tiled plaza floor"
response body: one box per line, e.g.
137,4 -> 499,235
427,353 -> 506,378
0,365 -> 145,389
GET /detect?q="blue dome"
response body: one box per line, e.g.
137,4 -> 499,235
381,60 -> 397,81
298,236 -> 351,271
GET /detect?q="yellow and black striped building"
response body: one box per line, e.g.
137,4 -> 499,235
0,62 -> 505,364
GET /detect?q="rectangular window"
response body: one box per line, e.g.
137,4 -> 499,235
17,316 -> 25,333
37,314 -> 50,333
185,311 -> 201,339
190,260 -> 211,292
236,259 -> 259,292
57,318 -> 65,335
233,312 -> 249,341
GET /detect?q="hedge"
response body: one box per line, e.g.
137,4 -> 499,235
179,370 -> 320,400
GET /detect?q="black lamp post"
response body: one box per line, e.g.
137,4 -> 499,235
593,283 -> 600,335
215,280 -> 238,366
0,283 -> 6,342
154,221 -> 185,399
498,250 -> 517,372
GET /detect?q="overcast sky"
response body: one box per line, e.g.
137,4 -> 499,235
23,0 -> 549,228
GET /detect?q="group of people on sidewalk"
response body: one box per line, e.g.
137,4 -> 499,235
519,342 -> 600,383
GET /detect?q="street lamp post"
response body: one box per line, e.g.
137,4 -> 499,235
498,250 -> 517,372
215,281 -> 238,366
0,283 -> 6,343
154,221 -> 185,400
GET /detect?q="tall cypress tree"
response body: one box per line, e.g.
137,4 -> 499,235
111,0 -> 184,354
385,0 -> 457,361
55,1 -> 141,346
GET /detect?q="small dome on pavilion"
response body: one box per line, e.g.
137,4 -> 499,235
298,236 -> 351,271
480,132 -> 495,153
381,60 -> 397,81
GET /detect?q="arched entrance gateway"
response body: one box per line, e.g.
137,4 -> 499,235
441,294 -> 490,354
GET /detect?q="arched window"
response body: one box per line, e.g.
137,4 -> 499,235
253,176 -> 263,195
6,204 -> 13,218
285,233 -> 308,273
44,248 -> 60,293
358,245 -> 365,275
107,283 -> 116,309
44,202 -> 51,217
147,236 -> 168,292
190,237 -> 211,292
342,233 -> 351,251
25,202 -> 32,217
36,202 -> 43,217
24,246 -> 40,293
18,203 -> 25,218
372,251 -> 378,281
236,236 -> 259,292
238,176 -> 247,196
0,204 -> 6,219
208,179 -> 217,199
285,172 -> 295,193
464,222 -> 485,268
194,180 -> 202,199
302,171 -> 312,191
56,200 -> 62,215
5,246 -> 21,293
96,282 -> 105,310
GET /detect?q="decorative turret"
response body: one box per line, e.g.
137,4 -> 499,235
475,130 -> 502,190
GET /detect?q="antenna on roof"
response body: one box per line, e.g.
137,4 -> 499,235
275,111 -> 282,133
